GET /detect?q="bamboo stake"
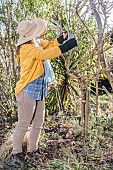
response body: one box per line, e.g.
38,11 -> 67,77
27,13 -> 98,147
85,84 -> 89,136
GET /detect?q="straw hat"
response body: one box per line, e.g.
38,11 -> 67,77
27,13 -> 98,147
16,18 -> 47,46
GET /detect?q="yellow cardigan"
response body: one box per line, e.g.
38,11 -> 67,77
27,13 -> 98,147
15,39 -> 62,96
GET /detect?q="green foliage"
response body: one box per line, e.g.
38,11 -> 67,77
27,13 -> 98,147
45,159 -> 84,170
1,1 -> 113,169
0,0 -> 113,127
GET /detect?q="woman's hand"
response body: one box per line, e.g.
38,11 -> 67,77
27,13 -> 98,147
62,31 -> 68,40
57,31 -> 68,44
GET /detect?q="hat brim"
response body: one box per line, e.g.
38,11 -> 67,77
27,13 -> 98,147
16,18 -> 47,46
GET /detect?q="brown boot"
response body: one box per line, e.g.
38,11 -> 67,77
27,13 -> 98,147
25,150 -> 45,165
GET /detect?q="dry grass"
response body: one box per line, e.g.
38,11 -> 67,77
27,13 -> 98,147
0,132 -> 13,161
0,131 -> 29,161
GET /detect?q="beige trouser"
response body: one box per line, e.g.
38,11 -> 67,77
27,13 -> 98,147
13,90 -> 45,154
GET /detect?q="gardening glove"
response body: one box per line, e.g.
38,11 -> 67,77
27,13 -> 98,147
57,31 -> 68,44
59,38 -> 78,54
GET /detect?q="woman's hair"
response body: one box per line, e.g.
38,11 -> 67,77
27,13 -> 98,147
16,40 -> 32,55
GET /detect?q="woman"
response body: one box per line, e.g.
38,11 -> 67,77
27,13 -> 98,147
10,18 -> 78,167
